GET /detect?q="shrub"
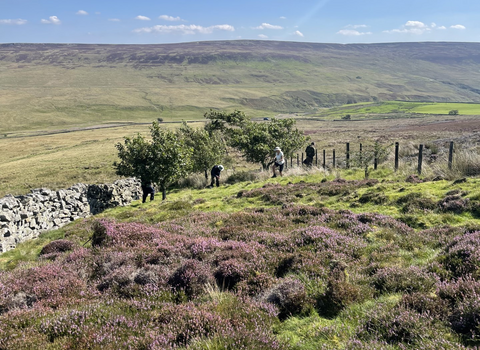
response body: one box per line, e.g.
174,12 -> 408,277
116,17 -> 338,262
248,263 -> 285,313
39,239 -> 75,256
214,258 -> 250,289
266,277 -> 311,320
438,195 -> 470,214
372,266 -> 438,294
401,292 -> 450,320
449,298 -> 480,342
168,260 -> 214,299
437,276 -> 480,307
357,305 -> 443,346
396,192 -> 436,213
438,231 -> 480,278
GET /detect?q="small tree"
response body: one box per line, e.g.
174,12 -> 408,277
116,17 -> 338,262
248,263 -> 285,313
342,114 -> 351,120
353,142 -> 391,179
114,122 -> 192,200
448,110 -> 459,115
178,122 -> 225,182
205,110 -> 307,170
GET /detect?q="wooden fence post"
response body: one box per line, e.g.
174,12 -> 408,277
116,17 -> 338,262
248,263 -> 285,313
359,143 -> 363,165
291,156 -> 293,168
448,141 -> 454,170
323,150 -> 326,169
395,142 -> 399,172
333,149 -> 336,168
315,149 -> 318,166
418,144 -> 424,175
297,154 -> 299,167
346,143 -> 350,169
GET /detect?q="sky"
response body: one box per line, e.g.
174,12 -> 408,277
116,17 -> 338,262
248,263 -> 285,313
1,0 -> 479,44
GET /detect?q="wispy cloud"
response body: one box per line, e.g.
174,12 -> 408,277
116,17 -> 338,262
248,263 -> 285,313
134,24 -> 235,35
385,20 -> 466,34
135,15 -> 151,21
337,29 -> 371,36
254,23 -> 283,30
159,15 -> 182,22
76,10 -> 88,15
41,16 -> 61,25
108,18 -> 121,22
279,16 -> 286,20
258,34 -> 268,39
0,19 -> 27,25
346,24 -> 368,29
294,30 -> 304,37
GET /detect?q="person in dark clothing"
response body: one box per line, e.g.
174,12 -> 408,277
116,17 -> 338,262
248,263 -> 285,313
210,165 -> 224,187
303,142 -> 315,166
141,181 -> 155,203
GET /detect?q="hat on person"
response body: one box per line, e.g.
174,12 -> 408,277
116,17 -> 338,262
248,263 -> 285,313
274,147 -> 281,151
218,165 -> 224,171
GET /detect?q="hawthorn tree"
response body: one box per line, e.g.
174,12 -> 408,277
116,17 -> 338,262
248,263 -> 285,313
205,110 -> 307,170
177,122 -> 225,182
114,122 -> 192,200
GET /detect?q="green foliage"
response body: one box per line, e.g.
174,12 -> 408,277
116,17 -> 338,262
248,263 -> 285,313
178,122 -> 225,180
449,109 -> 459,115
352,142 -> 391,179
205,110 -> 307,169
114,122 -> 192,199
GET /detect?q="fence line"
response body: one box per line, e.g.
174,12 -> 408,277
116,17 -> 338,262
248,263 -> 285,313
286,141 -> 462,175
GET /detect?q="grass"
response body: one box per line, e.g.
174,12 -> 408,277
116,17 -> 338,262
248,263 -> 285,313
1,166 -> 480,348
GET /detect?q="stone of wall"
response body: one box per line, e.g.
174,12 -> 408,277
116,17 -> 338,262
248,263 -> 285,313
0,178 -> 141,253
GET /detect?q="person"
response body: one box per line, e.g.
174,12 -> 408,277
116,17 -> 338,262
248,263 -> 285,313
303,142 -> 315,166
141,180 -> 155,203
210,164 -> 224,187
272,147 -> 285,178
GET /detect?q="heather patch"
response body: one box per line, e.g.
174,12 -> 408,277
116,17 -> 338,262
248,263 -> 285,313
438,231 -> 480,278
2,175 -> 480,349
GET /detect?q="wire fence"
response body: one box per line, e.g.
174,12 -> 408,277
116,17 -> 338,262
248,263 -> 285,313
284,141 -> 475,176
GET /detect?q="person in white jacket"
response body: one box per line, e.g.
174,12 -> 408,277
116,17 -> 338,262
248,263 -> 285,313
272,147 -> 284,178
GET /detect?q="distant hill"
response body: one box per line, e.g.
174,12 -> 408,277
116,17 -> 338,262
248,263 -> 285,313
2,40 -> 480,133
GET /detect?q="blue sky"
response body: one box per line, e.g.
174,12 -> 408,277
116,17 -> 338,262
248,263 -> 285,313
0,0 -> 478,44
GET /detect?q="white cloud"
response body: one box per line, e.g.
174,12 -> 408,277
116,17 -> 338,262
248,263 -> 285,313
254,23 -> 283,30
346,24 -> 368,29
384,20 -> 433,35
134,24 -> 235,35
337,29 -> 371,36
159,15 -> 182,21
76,10 -> 88,15
0,19 -> 27,25
108,18 -> 121,22
135,15 -> 151,21
41,16 -> 61,25
451,24 -> 466,30
294,30 -> 304,37
258,34 -> 268,39
438,26 -> 447,30
279,16 -> 286,20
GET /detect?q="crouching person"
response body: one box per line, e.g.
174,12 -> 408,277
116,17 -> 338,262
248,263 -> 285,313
210,165 -> 224,188
141,180 -> 155,203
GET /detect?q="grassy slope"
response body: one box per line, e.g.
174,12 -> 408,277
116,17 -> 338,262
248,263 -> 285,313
1,169 -> 479,349
3,41 -> 480,134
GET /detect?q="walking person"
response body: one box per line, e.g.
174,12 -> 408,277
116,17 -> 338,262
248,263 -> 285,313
141,180 -> 155,203
209,165 -> 224,188
272,147 -> 285,178
303,142 -> 315,166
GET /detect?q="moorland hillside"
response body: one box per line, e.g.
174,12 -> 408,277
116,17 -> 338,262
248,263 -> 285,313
2,41 -> 480,133
1,171 -> 480,349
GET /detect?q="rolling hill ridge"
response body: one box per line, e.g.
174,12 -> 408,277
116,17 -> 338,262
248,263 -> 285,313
2,41 -> 480,133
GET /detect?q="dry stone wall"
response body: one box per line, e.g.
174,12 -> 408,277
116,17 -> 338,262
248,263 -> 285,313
0,178 -> 142,253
